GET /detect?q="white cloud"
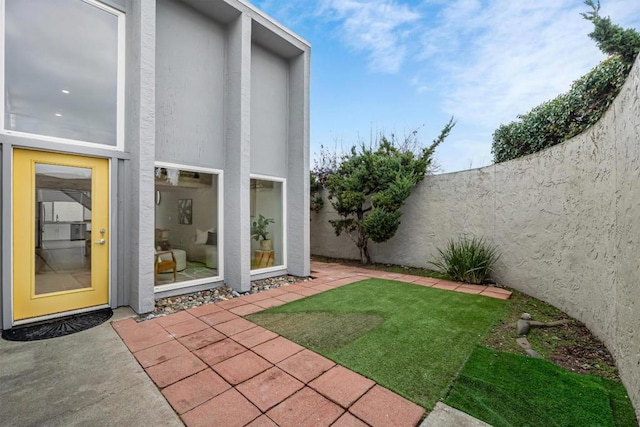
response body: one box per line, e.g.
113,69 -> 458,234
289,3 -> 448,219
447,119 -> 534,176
410,0 -> 640,173
256,0 -> 640,173
254,0 -> 317,27
255,0 -> 421,73
320,0 -> 421,73
420,0 -> 640,128
410,76 -> 430,93
439,137 -> 493,172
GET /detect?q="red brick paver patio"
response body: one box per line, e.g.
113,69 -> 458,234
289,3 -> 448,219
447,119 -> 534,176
113,261 -> 511,427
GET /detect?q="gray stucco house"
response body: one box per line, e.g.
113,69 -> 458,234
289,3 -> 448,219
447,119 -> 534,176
0,0 -> 310,329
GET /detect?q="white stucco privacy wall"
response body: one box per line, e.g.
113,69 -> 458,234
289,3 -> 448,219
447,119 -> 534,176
311,54 -> 640,417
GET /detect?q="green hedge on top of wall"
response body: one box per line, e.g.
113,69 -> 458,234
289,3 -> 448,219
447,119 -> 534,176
491,55 -> 631,164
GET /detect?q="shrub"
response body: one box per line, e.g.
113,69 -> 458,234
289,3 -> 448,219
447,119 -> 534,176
491,56 -> 630,163
310,173 -> 324,213
582,0 -> 640,65
430,237 -> 500,284
491,3 -> 640,163
324,120 -> 455,264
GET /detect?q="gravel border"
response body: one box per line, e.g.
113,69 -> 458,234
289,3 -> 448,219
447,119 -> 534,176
138,275 -> 312,321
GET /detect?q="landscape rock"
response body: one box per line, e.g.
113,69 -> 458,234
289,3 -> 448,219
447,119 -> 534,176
516,337 -> 532,350
137,275 -> 311,321
526,349 -> 544,359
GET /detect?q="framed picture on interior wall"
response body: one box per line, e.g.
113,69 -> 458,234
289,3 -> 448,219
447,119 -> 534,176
178,199 -> 192,225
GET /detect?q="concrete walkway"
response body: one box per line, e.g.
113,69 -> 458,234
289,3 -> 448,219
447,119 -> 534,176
112,262 -> 510,426
420,402 -> 493,427
0,308 -> 181,426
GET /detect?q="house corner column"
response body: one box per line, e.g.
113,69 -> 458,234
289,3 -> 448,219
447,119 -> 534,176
224,13 -> 252,292
287,51 -> 311,277
126,0 -> 156,313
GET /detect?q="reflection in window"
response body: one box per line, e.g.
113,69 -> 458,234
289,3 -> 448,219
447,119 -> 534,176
154,168 -> 220,287
4,0 -> 120,145
35,163 -> 92,295
250,178 -> 284,270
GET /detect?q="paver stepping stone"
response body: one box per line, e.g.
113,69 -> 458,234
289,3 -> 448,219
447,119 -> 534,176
181,388 -> 260,427
162,369 -> 231,414
114,320 -> 173,353
349,385 -> 424,427
200,310 -> 239,326
214,317 -> 256,336
145,353 -> 207,388
253,336 -> 304,364
153,311 -> 195,328
266,387 -> 344,426
164,317 -> 209,338
232,327 -> 279,348
133,339 -> 190,368
216,298 -> 250,310
333,412 -> 369,427
213,351 -> 272,385
245,415 -> 278,427
236,367 -> 304,411
178,328 -> 226,351
277,349 -> 336,384
187,302 -> 224,317
254,298 -> 288,309
309,365 -> 375,408
275,292 -> 306,302
194,338 -> 246,367
229,303 -> 264,316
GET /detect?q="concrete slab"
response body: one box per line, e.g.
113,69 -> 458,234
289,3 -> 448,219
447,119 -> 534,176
421,402 -> 492,427
0,308 -> 181,426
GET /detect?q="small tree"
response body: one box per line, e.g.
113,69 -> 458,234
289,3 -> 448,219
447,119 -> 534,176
582,0 -> 640,65
324,119 -> 455,264
310,173 -> 324,213
310,143 -> 343,214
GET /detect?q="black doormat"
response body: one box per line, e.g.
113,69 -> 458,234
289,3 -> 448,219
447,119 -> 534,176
2,308 -> 113,342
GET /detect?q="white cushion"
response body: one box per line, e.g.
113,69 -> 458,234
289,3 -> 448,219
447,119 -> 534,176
194,228 -> 208,244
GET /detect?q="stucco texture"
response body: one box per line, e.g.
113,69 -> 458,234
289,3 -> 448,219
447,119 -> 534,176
311,55 -> 640,417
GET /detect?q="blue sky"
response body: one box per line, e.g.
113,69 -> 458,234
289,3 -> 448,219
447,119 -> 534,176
253,0 -> 640,173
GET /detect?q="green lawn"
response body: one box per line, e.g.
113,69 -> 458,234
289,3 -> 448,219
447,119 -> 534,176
445,346 -> 637,427
247,278 -> 508,409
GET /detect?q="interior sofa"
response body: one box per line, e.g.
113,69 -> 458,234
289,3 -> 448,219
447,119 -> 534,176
179,228 -> 218,269
155,227 -> 218,269
183,242 -> 218,269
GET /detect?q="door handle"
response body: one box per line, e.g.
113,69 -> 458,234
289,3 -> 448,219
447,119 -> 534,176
95,239 -> 106,245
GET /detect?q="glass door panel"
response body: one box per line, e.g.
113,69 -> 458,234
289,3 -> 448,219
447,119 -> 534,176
35,164 -> 92,295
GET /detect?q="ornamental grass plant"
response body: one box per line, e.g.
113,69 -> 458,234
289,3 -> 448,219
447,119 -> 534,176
430,237 -> 499,284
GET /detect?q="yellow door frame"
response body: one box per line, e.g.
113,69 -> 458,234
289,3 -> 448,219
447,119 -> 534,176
13,149 -> 110,322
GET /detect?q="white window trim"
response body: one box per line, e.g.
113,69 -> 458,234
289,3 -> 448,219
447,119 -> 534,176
0,0 -> 126,151
250,173 -> 287,274
153,161 -> 224,294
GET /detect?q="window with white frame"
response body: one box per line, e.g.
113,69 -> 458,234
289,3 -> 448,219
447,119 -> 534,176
250,178 -> 284,270
154,166 -> 221,290
3,0 -> 124,147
